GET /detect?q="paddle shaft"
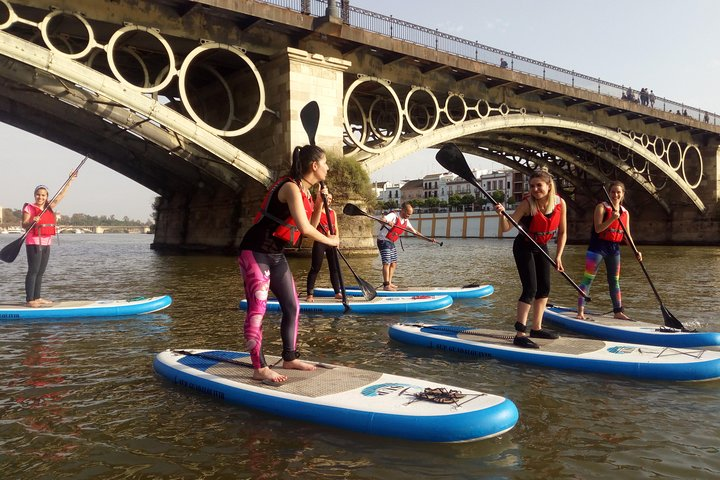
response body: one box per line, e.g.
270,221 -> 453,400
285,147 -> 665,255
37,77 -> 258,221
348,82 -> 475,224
353,208 -> 442,246
601,187 -> 667,307
470,175 -> 588,299
319,183 -> 348,309
1,157 -> 87,263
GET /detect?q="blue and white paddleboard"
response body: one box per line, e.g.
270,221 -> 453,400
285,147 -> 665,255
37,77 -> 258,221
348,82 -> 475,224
388,323 -> 720,382
313,284 -> 494,300
153,348 -> 518,442
543,305 -> 720,349
239,295 -> 453,314
0,295 -> 172,320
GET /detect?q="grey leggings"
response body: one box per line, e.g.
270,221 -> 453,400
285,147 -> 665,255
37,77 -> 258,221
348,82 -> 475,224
26,244 -> 51,302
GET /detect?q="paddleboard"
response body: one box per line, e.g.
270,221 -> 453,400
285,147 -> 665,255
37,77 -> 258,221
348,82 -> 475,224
388,323 -> 720,382
544,305 -> 720,349
239,295 -> 453,314
313,284 -> 494,300
0,295 -> 172,320
153,348 -> 519,442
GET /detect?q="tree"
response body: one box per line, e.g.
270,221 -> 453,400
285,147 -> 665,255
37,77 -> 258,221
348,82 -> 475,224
491,190 -> 506,204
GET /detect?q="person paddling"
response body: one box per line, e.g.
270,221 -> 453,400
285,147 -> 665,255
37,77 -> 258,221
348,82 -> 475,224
22,174 -> 77,307
237,145 -> 339,383
376,202 -> 426,291
576,181 -> 641,320
495,170 -> 566,348
305,192 -> 342,302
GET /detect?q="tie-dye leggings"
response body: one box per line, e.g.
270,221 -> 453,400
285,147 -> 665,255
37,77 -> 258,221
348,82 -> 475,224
238,250 -> 300,369
578,248 -> 623,313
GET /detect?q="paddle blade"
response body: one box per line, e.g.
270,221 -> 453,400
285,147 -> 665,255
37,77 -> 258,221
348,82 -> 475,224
0,236 -> 24,263
436,144 -> 478,186
357,277 -> 377,301
661,304 -> 688,331
342,203 -> 365,216
300,101 -> 320,146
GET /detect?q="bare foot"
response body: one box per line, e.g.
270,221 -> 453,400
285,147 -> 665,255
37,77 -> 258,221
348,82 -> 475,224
334,293 -> 343,299
387,283 -> 398,291
576,310 -> 586,320
283,359 -> 317,371
614,312 -> 632,320
305,295 -> 314,303
26,300 -> 43,308
37,298 -> 53,305
253,367 -> 287,383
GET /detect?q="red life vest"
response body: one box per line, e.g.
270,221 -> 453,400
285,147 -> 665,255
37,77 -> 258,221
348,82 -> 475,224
386,215 -> 409,243
527,196 -> 562,245
598,203 -> 627,243
318,209 -> 336,236
253,176 -> 314,248
25,203 -> 57,237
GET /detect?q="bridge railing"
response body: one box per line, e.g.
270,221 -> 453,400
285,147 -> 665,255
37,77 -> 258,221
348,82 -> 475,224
259,0 -> 718,126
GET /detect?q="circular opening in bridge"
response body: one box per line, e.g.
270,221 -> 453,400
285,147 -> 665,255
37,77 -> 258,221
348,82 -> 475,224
179,43 -> 264,137
666,141 -> 682,171
39,11 -> 95,59
0,0 -> 16,30
343,96 -> 366,155
682,145 -> 703,189
404,87 -> 439,134
444,94 -> 467,124
652,137 -> 666,158
476,99 -> 490,118
343,76 -> 402,153
107,25 -> 176,94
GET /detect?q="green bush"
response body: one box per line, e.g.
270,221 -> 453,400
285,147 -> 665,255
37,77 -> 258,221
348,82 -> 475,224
326,155 -> 376,208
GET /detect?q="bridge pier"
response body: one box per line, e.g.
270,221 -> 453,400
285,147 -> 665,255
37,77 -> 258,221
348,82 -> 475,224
151,46 -> 377,255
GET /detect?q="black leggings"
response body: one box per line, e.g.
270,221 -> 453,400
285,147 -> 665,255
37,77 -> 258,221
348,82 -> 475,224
306,241 -> 341,295
512,237 -> 551,305
26,244 -> 51,302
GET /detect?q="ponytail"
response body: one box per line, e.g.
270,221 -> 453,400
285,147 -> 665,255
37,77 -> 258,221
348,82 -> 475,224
288,144 -> 325,181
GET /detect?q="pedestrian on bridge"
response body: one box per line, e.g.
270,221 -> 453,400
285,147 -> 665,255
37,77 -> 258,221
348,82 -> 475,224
576,181 -> 641,321
237,144 -> 339,383
22,173 -> 77,307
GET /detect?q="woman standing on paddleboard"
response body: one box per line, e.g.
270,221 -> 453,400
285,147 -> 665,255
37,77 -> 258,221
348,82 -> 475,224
22,175 -> 77,307
238,145 -> 339,383
495,170 -> 567,349
305,192 -> 342,302
576,181 -> 641,320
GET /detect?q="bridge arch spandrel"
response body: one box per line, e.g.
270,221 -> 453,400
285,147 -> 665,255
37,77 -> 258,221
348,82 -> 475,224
359,114 -> 705,213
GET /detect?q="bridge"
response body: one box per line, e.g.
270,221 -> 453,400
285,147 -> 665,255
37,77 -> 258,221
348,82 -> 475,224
0,0 -> 718,252
56,225 -> 151,234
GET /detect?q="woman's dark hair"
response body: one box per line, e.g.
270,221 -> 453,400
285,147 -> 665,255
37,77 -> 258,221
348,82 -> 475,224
290,145 -> 325,181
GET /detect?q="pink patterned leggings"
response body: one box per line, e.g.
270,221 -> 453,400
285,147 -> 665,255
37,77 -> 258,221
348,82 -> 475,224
238,250 -> 300,368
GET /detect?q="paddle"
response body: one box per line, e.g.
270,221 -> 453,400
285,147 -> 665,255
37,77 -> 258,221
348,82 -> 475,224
335,246 -> 377,301
435,143 -> 589,300
342,203 -> 444,246
601,186 -> 687,331
300,101 -> 319,147
319,182 -> 350,312
1,157 -> 87,263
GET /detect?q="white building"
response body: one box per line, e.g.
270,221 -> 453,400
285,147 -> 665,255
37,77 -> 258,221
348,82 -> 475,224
422,172 -> 455,202
374,181 -> 405,205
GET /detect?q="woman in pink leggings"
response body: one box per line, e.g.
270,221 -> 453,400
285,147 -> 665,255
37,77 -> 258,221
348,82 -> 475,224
238,145 -> 339,383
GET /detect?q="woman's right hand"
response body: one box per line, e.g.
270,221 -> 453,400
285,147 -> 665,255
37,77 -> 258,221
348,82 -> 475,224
494,204 -> 505,215
326,233 -> 340,247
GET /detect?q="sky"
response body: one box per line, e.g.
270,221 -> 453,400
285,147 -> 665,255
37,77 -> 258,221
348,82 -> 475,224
1,0 -> 718,220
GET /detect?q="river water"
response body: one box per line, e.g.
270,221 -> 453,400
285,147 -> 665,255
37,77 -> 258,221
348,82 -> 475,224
1,234 -> 718,479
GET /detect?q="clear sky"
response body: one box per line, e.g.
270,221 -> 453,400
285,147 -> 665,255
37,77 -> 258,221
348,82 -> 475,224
1,0 -> 718,219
